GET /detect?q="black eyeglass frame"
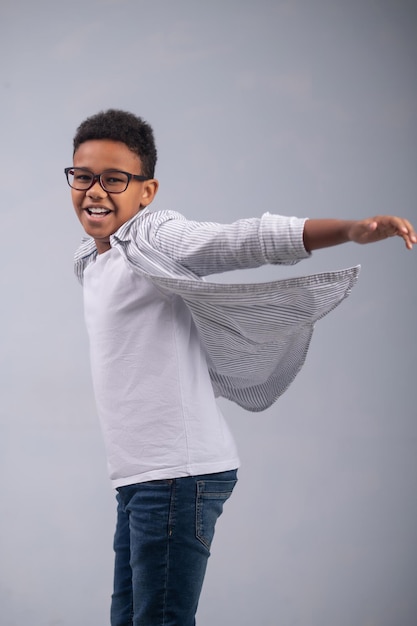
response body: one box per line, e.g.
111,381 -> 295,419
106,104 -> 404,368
64,167 -> 149,194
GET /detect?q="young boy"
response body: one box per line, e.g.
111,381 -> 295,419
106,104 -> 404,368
66,109 -> 415,626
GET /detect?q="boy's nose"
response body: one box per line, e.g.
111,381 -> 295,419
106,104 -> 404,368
86,179 -> 107,198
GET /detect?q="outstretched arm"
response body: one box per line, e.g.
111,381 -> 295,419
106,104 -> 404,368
303,216 -> 416,252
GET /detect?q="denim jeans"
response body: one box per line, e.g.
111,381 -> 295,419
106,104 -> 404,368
110,470 -> 238,626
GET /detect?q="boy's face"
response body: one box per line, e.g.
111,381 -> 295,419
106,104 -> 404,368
71,139 -> 158,254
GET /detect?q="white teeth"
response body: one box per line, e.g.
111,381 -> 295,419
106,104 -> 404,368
88,207 -> 109,214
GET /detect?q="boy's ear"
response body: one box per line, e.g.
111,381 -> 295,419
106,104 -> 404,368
140,178 -> 159,207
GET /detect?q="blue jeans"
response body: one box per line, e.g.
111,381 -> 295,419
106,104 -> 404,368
110,470 -> 238,626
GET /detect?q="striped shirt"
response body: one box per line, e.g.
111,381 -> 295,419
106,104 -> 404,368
75,209 -> 360,413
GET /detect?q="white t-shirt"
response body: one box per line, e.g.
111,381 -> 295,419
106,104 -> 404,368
84,247 -> 240,488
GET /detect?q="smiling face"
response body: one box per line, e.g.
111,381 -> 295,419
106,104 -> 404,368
71,139 -> 158,253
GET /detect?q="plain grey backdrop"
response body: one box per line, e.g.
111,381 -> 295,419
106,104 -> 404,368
1,1 -> 416,624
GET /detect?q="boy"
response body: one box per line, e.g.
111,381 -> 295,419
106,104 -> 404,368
66,109 -> 415,626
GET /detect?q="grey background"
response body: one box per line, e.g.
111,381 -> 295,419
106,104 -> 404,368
1,1 -> 416,624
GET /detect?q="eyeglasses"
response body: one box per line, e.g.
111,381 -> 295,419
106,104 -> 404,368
64,167 -> 149,194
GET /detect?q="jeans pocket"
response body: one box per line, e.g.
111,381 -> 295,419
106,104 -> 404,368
195,477 -> 237,551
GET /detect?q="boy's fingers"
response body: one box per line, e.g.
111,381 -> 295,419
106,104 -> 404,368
373,216 -> 416,247
397,218 -> 416,249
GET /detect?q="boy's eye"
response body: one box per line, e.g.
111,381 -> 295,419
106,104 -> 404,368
75,172 -> 93,182
103,172 -> 125,184
102,171 -> 128,187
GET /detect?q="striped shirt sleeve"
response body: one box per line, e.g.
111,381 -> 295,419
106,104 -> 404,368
141,211 -> 310,277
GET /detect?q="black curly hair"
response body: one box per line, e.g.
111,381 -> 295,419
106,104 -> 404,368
73,109 -> 157,179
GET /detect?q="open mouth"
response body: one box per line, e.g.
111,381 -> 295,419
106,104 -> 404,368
85,207 -> 112,217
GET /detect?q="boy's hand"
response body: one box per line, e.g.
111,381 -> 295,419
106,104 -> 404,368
348,216 -> 416,250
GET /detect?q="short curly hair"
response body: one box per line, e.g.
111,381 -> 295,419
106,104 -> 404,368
73,109 -> 157,179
